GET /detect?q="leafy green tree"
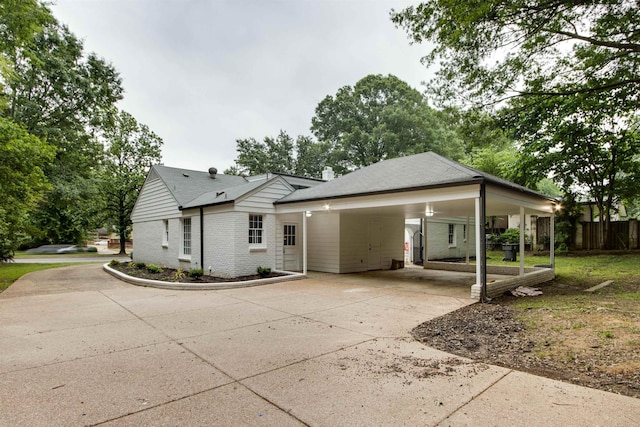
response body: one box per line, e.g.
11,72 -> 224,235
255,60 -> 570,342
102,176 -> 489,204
100,110 -> 163,254
513,93 -> 640,249
0,117 -> 54,260
225,131 -> 330,178
536,178 -> 562,199
1,2 -> 123,244
311,74 -> 463,173
460,145 -> 519,181
391,1 -> 640,107
392,1 -> 640,248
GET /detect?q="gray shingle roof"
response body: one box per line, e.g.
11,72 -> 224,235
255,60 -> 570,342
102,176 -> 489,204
276,151 -> 547,204
182,180 -> 267,208
151,165 -> 248,207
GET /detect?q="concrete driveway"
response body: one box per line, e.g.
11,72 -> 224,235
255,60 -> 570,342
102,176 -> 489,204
1,265 -> 638,426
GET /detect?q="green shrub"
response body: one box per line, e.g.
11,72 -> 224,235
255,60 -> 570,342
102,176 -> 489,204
135,262 -> 146,269
497,228 -> 528,244
87,246 -> 98,253
188,268 -> 204,279
173,268 -> 186,281
108,259 -> 120,267
257,266 -> 271,277
146,264 -> 162,273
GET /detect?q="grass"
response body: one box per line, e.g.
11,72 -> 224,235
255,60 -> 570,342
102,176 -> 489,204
0,263 -> 85,292
481,250 -> 640,286
505,251 -> 640,383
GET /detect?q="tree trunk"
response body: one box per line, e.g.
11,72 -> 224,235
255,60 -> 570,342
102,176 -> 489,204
118,197 -> 127,255
118,228 -> 126,255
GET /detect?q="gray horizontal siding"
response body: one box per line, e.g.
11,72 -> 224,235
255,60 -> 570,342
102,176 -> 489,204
236,180 -> 292,212
132,178 -> 181,223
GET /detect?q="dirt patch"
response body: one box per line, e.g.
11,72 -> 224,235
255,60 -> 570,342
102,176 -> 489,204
334,342 -> 490,388
109,262 -> 286,283
412,280 -> 640,398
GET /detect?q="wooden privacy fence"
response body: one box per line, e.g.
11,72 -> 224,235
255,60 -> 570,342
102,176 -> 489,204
581,220 -> 639,250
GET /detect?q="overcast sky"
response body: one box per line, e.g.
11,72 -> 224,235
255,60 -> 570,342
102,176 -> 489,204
50,0 -> 434,175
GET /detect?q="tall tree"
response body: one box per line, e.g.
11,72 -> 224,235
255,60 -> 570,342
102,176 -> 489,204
311,74 -> 463,173
0,117 -> 54,260
392,1 -> 640,248
512,93 -> 640,248
226,131 -> 330,178
1,2 -> 123,243
391,1 -> 640,107
101,110 -> 163,255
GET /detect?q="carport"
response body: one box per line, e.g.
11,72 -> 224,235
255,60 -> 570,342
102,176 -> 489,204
275,152 -> 558,300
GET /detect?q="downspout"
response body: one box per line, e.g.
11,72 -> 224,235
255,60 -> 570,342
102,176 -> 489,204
200,207 -> 204,270
480,182 -> 488,303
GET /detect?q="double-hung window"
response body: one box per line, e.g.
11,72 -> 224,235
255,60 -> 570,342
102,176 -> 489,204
182,217 -> 192,256
448,224 -> 455,246
249,214 -> 263,245
162,220 -> 169,247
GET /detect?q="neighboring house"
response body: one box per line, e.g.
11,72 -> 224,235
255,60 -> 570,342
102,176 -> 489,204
131,152 -> 558,296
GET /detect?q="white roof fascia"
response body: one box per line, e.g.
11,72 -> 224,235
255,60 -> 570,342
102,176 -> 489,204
275,184 -> 481,214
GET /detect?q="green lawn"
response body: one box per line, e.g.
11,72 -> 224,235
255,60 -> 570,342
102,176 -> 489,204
481,250 -> 640,286
0,263 -> 85,292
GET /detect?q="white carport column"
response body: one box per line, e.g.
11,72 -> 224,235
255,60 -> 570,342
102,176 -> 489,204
302,211 -> 308,275
519,206 -> 525,276
550,211 -> 555,269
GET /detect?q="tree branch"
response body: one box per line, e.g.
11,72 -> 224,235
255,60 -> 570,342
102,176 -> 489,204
552,29 -> 640,52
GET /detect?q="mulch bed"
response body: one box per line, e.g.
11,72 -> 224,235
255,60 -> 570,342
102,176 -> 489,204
109,262 -> 285,283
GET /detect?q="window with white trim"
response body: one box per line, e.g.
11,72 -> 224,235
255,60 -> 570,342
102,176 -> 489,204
162,220 -> 169,247
182,217 -> 192,256
249,214 -> 263,245
448,224 -> 455,246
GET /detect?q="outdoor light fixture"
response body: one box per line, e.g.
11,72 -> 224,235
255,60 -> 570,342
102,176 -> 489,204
323,203 -> 331,211
305,211 -> 312,217
425,210 -> 434,217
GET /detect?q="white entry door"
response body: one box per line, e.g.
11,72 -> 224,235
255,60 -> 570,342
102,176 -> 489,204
283,223 -> 300,271
368,222 -> 382,270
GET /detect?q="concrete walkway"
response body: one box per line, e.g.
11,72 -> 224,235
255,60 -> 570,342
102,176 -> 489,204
1,265 -> 638,426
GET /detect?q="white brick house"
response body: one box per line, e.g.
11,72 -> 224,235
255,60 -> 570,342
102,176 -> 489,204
131,152 -> 558,298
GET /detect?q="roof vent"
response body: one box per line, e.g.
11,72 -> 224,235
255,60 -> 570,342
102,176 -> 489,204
208,167 -> 218,179
322,166 -> 334,181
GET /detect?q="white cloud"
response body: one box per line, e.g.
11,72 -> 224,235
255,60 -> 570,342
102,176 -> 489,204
50,0 -> 434,174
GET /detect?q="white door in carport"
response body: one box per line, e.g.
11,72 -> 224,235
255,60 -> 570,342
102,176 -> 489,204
368,222 -> 382,270
283,223 -> 300,271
